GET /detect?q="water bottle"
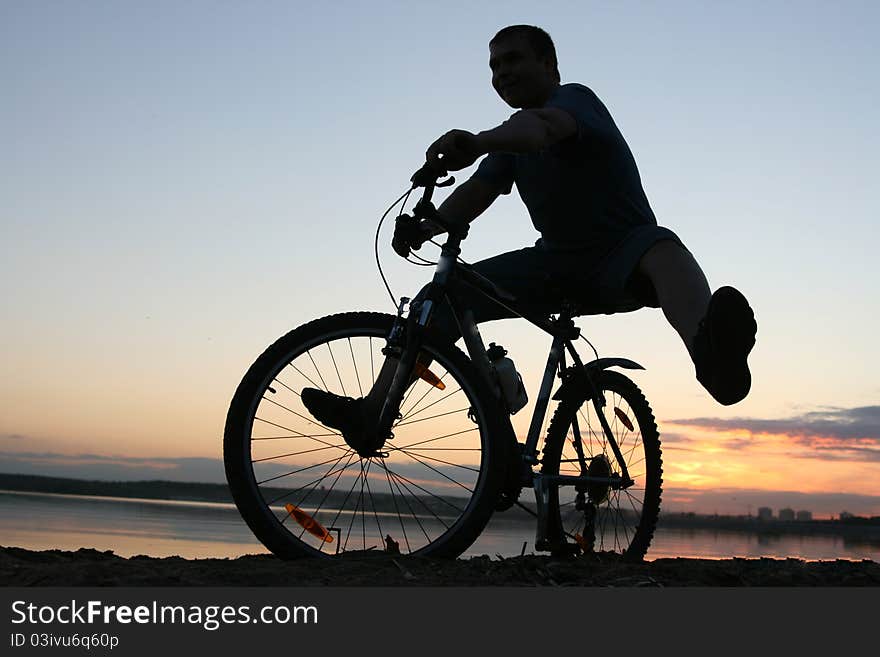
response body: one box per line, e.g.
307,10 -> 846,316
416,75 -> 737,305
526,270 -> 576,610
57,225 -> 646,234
487,343 -> 528,414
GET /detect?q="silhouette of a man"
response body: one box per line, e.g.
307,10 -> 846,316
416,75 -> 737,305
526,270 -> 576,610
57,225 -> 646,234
302,25 -> 757,433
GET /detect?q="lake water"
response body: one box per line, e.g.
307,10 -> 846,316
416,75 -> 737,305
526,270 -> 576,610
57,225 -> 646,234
2,490 -> 878,562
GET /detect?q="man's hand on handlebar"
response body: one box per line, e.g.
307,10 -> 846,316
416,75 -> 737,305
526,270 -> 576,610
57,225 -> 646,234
392,214 -> 442,258
426,129 -> 484,172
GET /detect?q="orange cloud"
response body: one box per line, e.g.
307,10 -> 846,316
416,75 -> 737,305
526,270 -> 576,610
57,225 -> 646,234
665,406 -> 880,463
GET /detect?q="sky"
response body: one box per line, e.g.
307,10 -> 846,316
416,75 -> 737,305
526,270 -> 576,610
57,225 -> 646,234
2,0 -> 878,518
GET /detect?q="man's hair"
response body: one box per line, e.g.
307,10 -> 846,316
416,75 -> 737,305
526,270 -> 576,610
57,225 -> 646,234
490,25 -> 560,82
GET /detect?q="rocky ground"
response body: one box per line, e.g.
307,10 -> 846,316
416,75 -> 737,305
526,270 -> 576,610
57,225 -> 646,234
3,546 -> 879,586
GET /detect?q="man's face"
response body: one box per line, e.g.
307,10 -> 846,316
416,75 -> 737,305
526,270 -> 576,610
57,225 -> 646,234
489,34 -> 557,109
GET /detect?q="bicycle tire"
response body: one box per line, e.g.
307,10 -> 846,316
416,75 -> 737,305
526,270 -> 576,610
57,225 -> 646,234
224,311 -> 504,558
541,369 -> 662,561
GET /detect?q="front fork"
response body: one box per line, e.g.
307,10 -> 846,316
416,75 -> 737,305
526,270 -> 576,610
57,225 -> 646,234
372,284 -> 502,455
369,297 -> 426,454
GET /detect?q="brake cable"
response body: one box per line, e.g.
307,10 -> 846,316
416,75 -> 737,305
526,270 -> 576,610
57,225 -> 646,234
374,187 -> 413,307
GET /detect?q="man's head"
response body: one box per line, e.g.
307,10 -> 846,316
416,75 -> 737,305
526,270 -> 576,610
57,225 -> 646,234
489,25 -> 560,109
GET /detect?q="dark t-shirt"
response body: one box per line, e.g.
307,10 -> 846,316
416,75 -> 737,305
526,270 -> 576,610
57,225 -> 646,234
473,83 -> 657,253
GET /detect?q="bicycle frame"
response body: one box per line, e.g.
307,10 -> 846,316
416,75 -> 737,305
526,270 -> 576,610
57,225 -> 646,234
376,177 -> 645,550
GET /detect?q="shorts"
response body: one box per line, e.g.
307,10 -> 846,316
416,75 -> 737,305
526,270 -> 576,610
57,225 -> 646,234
419,224 -> 687,341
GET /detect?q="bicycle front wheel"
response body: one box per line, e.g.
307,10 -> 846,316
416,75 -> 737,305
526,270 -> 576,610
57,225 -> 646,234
541,369 -> 662,561
224,312 -> 503,558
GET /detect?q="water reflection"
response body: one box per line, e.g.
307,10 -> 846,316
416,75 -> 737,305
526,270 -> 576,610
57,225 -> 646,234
0,490 -> 266,559
2,490 -> 878,562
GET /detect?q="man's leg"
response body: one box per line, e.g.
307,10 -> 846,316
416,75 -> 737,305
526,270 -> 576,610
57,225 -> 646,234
637,239 -> 757,406
637,239 -> 711,352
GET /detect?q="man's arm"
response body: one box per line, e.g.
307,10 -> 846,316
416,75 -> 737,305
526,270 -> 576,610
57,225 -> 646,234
427,175 -> 501,237
426,108 -> 577,171
475,108 -> 576,154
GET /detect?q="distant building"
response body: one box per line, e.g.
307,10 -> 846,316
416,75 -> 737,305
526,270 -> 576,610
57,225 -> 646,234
757,507 -> 773,521
778,508 -> 795,521
840,511 -> 855,520
796,510 -> 812,521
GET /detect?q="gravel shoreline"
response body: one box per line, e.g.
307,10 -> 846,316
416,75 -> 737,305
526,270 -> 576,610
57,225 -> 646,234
3,546 -> 879,586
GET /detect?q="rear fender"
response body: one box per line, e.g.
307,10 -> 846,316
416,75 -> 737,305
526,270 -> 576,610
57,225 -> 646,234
551,358 -> 644,402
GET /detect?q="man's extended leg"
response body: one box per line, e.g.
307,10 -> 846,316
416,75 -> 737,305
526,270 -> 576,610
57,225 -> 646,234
638,239 -> 757,405
637,240 -> 711,351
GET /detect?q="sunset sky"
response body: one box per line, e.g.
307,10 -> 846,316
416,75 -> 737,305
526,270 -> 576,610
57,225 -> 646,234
2,1 -> 878,519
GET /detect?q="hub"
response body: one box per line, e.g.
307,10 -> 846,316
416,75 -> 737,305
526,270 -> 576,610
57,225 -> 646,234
586,455 -> 613,504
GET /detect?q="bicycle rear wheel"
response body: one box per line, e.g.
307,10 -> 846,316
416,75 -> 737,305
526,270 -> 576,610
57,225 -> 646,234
541,369 -> 662,561
224,312 -> 503,558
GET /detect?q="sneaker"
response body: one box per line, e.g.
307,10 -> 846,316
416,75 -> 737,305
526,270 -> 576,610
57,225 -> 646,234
691,286 -> 757,406
300,388 -> 365,435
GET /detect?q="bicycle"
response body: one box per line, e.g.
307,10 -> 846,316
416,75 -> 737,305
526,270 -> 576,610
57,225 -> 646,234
223,163 -> 663,561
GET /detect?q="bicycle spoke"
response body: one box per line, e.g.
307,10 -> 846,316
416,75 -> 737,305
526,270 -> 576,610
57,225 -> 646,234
389,426 -> 478,451
326,342 -> 347,397
252,442 -> 349,463
265,456 -> 357,507
288,450 -> 358,540
379,464 -> 464,517
287,363 -> 325,393
258,452 -> 357,487
398,373 -> 454,422
387,448 -> 475,496
394,406 -> 471,427
252,432 -> 340,441
398,386 -> 463,423
257,403 -> 342,438
342,461 -> 367,552
361,459 -> 385,546
322,455 -> 370,546
397,378 -> 421,422
395,447 -> 482,452
306,351 -> 330,392
381,464 -> 438,542
348,338 -> 364,398
380,458 -> 413,553
308,450 -> 360,554
391,449 -> 480,473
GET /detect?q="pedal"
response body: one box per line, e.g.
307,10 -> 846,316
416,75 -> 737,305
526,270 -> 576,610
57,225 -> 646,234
535,538 -> 580,557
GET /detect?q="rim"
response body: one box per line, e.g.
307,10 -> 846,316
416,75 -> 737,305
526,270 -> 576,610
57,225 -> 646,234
554,387 -> 653,555
242,326 -> 490,556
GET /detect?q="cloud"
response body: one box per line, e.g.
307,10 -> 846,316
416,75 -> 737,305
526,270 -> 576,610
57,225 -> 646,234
668,406 -> 880,446
661,486 -> 880,518
1,434 -> 28,440
789,444 -> 880,463
0,451 -> 227,483
659,431 -> 754,455
0,450 -> 477,496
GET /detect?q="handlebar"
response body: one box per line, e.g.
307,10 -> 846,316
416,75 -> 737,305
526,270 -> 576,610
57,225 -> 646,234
392,163 -> 468,258
410,161 -> 453,189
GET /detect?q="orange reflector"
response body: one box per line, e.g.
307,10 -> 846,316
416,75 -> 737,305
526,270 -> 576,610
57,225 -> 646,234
574,533 -> 589,550
284,503 -> 334,543
414,363 -> 446,390
614,407 -> 634,431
